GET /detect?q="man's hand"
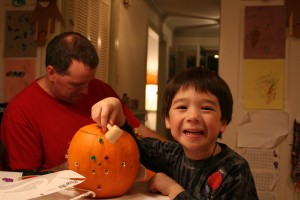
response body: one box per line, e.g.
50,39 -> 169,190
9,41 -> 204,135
148,172 -> 185,199
91,97 -> 125,131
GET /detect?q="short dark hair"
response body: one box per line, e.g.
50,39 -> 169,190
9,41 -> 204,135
162,67 -> 233,125
45,32 -> 99,74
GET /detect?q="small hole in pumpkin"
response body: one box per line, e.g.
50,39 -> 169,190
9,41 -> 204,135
104,156 -> 109,160
104,169 -> 109,174
75,161 -> 79,166
97,185 -> 102,191
121,162 -> 126,167
98,162 -> 102,167
92,170 -> 96,174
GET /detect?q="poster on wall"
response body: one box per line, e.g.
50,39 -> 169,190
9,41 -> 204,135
244,6 -> 286,59
243,59 -> 284,109
4,59 -> 36,102
4,11 -> 37,57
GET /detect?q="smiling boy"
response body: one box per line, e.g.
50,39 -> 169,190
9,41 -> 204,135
92,67 -> 258,200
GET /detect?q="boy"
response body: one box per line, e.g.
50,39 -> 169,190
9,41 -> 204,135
92,67 -> 258,199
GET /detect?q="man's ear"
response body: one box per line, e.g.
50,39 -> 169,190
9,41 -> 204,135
47,65 -> 56,81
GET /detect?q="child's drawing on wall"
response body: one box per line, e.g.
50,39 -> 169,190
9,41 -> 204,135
33,0 -> 64,46
4,11 -> 36,57
4,59 -> 36,102
256,71 -> 279,105
243,59 -> 284,109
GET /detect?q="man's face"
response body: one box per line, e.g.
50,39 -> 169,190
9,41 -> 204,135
49,60 -> 96,104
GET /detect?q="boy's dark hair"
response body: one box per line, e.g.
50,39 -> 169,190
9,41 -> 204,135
162,67 -> 233,125
45,32 -> 99,74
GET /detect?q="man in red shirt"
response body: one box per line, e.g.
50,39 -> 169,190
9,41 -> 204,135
0,32 -> 164,174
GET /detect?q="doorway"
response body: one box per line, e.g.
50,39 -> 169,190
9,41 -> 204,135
145,27 -> 159,131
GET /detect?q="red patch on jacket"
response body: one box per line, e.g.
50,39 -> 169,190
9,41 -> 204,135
207,171 -> 223,190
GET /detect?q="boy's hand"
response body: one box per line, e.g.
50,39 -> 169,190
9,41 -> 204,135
148,172 -> 184,199
91,97 -> 125,131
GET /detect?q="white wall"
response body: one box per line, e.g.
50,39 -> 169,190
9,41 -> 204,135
111,0 -> 173,110
220,0 -> 299,199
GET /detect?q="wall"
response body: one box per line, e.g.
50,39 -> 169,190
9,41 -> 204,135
220,0 -> 300,199
0,0 -> 62,103
110,0 -> 173,110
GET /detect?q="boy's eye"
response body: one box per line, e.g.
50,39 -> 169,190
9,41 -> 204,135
175,105 -> 187,110
202,106 -> 214,111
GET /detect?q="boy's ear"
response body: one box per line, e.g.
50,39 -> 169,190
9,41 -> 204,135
165,117 -> 171,129
220,120 -> 228,133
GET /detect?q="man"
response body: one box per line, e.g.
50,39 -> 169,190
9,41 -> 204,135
0,32 -> 164,174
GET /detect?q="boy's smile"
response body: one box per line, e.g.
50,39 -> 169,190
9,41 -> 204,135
165,87 -> 227,160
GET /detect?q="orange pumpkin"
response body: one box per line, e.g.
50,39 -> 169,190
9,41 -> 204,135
67,123 -> 140,198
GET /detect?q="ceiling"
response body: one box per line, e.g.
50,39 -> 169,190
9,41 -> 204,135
149,0 -> 220,37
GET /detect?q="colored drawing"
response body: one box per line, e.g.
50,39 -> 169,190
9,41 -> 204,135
244,59 -> 284,109
4,59 -> 36,102
256,70 -> 279,105
244,6 -> 285,59
4,11 -> 37,57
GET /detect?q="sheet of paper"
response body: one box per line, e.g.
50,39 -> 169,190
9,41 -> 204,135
237,110 -> 289,148
0,171 -> 23,185
0,170 -> 86,200
243,59 -> 284,109
241,148 -> 279,170
257,191 -> 276,200
252,170 -> 278,191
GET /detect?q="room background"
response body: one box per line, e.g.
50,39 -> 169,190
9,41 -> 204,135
0,0 -> 299,199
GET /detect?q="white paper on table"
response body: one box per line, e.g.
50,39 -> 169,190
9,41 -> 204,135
237,110 -> 289,148
0,170 -> 86,200
0,171 -> 23,185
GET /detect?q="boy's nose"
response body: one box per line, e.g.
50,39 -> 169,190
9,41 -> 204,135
186,110 -> 201,123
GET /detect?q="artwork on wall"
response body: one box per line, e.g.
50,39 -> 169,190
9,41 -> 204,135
244,6 -> 286,59
4,11 -> 37,57
4,59 -> 36,102
33,0 -> 64,46
243,6 -> 285,110
243,60 -> 284,110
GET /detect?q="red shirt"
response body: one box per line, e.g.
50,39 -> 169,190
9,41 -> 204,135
0,79 -> 139,170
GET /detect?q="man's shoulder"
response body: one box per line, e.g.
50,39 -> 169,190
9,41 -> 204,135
10,81 -> 38,99
89,79 -> 112,89
88,79 -> 117,97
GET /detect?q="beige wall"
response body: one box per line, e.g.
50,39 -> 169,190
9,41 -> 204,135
110,0 -> 173,110
220,0 -> 299,199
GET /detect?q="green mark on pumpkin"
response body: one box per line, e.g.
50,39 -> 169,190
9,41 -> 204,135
91,155 -> 96,160
99,138 -> 103,143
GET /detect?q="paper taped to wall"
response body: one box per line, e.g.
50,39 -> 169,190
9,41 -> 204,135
237,110 -> 289,148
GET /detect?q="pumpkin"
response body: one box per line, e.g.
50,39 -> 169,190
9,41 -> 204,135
67,123 -> 140,198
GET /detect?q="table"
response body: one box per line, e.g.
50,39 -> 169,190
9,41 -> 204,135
33,181 -> 170,200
